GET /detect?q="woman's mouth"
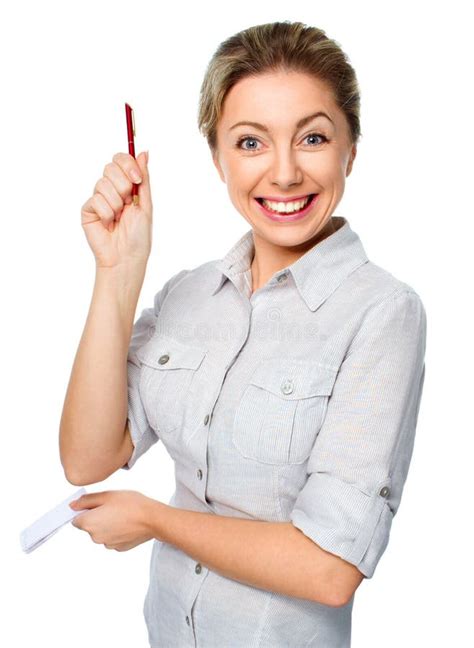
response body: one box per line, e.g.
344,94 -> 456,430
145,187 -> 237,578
254,193 -> 319,222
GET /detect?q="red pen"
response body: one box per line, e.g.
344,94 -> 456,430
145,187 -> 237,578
125,102 -> 139,206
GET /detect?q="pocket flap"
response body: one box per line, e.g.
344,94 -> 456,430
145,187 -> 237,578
249,359 -> 338,399
136,335 -> 206,371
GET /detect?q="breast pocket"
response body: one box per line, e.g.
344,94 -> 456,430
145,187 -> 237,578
232,359 -> 338,465
137,334 -> 207,437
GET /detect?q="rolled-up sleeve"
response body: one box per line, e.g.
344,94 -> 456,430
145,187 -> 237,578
121,268 -> 190,470
290,289 -> 427,578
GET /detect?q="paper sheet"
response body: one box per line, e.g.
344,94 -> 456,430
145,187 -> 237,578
20,487 -> 88,553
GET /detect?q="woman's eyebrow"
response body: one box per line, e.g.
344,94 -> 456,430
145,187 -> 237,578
229,111 -> 334,132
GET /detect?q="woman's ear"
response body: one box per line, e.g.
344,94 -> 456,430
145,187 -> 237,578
346,144 -> 357,177
212,150 -> 226,184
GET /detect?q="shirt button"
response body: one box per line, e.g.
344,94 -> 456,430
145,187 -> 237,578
281,379 -> 294,395
204,414 -> 210,425
379,486 -> 390,498
197,469 -> 203,480
277,272 -> 288,283
195,563 -> 202,574
158,354 -> 170,365
185,615 -> 190,626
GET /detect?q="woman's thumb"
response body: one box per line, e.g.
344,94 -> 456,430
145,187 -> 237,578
136,150 -> 149,176
135,150 -> 152,211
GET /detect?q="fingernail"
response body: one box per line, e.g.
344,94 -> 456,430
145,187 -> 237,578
131,170 -> 142,183
145,150 -> 149,164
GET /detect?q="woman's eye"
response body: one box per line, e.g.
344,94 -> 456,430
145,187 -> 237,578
304,132 -> 328,146
236,132 -> 328,152
237,136 -> 260,151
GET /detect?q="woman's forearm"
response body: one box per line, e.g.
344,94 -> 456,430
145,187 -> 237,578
147,502 -> 348,608
59,262 -> 147,483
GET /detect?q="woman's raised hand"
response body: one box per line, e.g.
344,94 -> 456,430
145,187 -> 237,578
81,151 -> 153,269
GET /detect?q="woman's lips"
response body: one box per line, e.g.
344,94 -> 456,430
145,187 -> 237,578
254,193 -> 319,223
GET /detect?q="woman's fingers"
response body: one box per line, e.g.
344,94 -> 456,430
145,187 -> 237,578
93,176 -> 125,217
102,160 -> 135,205
111,151 -> 143,185
83,192 -> 115,229
83,152 -> 147,229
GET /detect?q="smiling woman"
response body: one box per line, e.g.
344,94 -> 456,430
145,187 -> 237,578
113,20 -> 423,648
62,18 -> 426,648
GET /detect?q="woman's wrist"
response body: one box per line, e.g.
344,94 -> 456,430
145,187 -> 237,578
93,261 -> 148,324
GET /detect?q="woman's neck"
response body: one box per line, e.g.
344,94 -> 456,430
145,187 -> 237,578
250,217 -> 337,293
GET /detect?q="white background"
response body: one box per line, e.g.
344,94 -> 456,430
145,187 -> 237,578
2,0 -> 472,646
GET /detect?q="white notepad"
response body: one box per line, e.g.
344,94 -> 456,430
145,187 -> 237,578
20,487 -> 88,553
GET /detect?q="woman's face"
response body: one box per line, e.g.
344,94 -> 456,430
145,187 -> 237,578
213,69 -> 357,252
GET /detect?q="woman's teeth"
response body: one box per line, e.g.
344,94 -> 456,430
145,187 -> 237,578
261,195 -> 312,214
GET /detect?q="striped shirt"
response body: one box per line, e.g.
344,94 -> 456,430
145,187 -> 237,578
122,215 -> 427,647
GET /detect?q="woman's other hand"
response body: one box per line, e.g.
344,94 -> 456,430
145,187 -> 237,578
69,490 -> 158,551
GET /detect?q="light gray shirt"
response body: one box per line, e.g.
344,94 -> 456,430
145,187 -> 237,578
122,216 -> 427,647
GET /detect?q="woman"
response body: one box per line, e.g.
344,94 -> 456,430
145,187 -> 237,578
61,21 -> 427,647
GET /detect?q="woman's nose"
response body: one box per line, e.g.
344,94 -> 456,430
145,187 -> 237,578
268,149 -> 303,187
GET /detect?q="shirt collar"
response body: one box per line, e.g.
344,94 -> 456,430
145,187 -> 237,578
210,216 -> 369,312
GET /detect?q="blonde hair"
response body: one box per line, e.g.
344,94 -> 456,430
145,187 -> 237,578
197,20 -> 362,153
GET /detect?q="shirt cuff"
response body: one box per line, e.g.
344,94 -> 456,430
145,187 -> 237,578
290,471 -> 393,578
